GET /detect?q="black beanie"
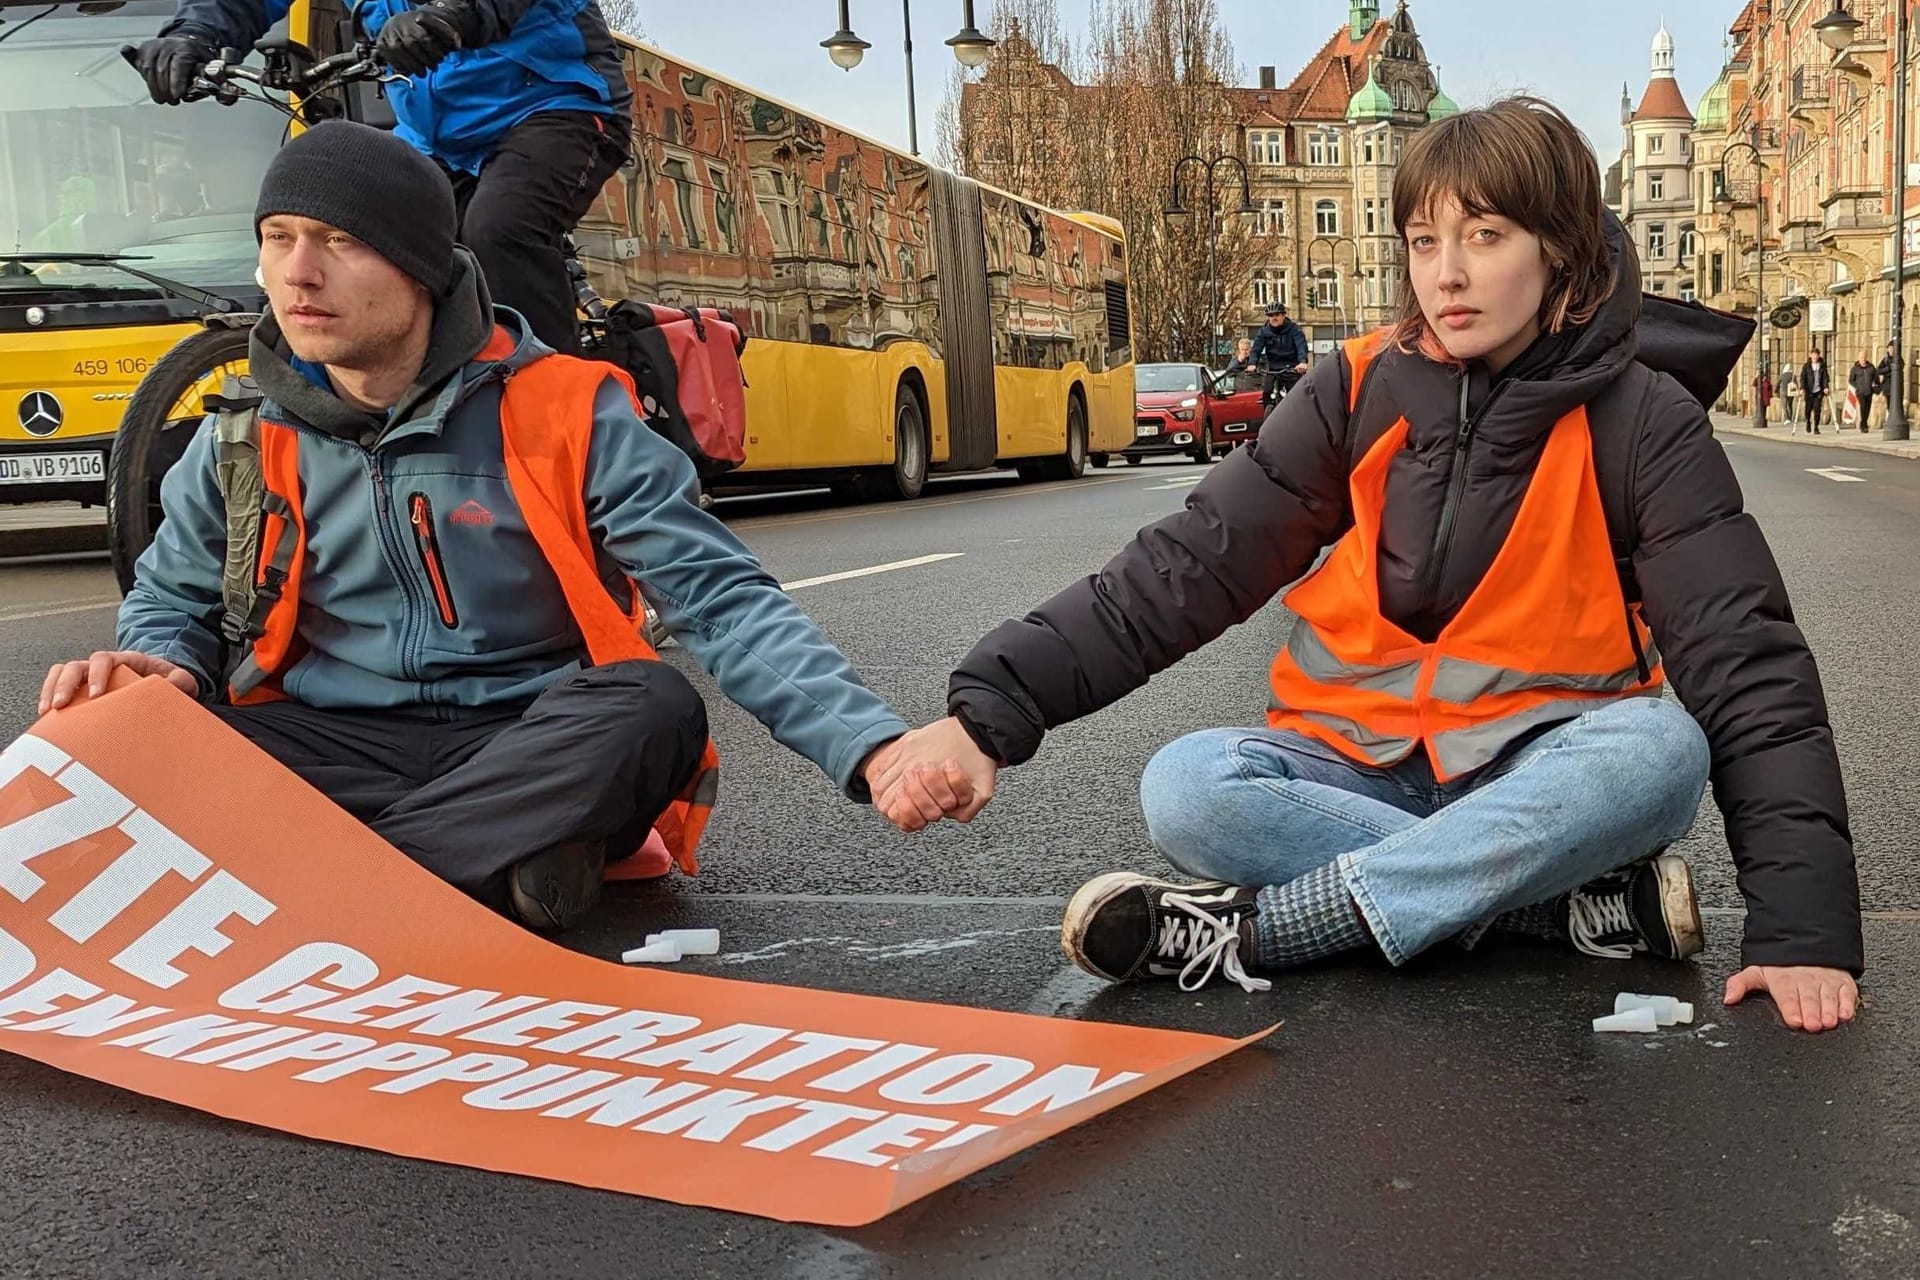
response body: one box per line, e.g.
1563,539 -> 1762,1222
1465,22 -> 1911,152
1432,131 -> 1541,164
254,121 -> 457,296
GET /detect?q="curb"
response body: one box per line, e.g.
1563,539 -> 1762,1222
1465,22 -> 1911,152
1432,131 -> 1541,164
1709,419 -> 1920,463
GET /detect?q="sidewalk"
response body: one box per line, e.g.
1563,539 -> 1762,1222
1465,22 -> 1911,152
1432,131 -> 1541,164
1710,411 -> 1920,460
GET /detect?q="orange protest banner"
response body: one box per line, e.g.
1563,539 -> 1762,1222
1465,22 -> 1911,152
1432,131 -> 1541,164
0,676 -> 1271,1226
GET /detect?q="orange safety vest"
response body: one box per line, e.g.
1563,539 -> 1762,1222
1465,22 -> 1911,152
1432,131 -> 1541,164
235,326 -> 721,874
1267,331 -> 1664,782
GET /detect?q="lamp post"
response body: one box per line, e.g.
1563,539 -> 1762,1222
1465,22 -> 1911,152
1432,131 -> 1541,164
1166,153 -> 1254,363
1815,0 -> 1907,438
822,1 -> 995,157
1718,127 -> 1770,430
1308,234 -> 1360,338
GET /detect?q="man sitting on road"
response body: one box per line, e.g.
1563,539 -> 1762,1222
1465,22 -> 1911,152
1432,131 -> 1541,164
1234,302 -> 1310,410
39,123 -> 936,930
134,0 -> 630,356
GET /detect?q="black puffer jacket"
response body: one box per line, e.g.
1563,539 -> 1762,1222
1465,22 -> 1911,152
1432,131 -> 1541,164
949,215 -> 1862,975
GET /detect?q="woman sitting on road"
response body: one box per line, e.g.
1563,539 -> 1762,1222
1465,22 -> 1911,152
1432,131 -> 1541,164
871,97 -> 1862,1035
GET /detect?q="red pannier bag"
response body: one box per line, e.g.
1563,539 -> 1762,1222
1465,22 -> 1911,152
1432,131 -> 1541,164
602,301 -> 749,479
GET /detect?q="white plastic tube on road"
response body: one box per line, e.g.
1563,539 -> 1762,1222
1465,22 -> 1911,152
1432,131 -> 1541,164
1592,1007 -> 1660,1033
646,929 -> 720,956
621,941 -> 682,964
1614,992 -> 1694,1025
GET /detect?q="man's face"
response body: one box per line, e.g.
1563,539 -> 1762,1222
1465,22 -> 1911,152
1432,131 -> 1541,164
258,214 -> 429,369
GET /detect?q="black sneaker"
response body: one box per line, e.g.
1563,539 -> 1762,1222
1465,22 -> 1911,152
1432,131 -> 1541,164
1566,853 -> 1704,961
1061,872 -> 1270,993
508,840 -> 606,931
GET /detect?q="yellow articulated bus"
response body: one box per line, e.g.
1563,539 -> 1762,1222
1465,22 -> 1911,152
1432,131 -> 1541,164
0,0 -> 1135,543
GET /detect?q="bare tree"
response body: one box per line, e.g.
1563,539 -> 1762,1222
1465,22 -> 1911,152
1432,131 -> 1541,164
599,0 -> 644,39
948,0 -> 1272,362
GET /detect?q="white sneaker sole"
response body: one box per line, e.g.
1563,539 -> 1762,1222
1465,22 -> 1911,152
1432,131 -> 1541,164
1650,853 -> 1704,960
1060,871 -> 1233,981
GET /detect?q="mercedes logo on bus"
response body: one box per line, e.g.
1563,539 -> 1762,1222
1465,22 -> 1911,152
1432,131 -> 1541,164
18,392 -> 64,438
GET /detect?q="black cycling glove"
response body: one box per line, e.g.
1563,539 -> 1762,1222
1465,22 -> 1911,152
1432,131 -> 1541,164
374,4 -> 465,76
134,34 -> 217,105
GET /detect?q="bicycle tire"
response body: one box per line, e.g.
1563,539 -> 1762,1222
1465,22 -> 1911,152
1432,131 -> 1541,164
107,324 -> 253,596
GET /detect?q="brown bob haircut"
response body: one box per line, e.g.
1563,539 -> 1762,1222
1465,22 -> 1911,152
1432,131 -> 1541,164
1389,96 -> 1615,362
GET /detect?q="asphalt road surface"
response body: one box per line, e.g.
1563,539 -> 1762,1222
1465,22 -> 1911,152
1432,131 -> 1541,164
1,434 -> 1916,1279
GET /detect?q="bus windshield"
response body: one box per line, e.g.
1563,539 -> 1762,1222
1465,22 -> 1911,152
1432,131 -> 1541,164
0,0 -> 286,294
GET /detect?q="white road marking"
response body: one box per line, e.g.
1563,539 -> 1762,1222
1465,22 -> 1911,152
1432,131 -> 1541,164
0,599 -> 119,624
779,552 -> 964,591
1807,467 -> 1870,482
1144,476 -> 1206,491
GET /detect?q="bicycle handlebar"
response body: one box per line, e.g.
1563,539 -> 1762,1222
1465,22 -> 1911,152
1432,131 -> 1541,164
118,39 -> 402,117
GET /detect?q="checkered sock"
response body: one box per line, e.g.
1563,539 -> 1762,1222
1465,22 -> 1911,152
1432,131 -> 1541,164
1490,899 -> 1565,943
1252,862 -> 1373,969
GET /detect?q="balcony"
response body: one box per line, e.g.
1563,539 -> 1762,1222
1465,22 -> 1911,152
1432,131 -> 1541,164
1790,67 -> 1832,126
1781,220 -> 1824,255
1820,187 -> 1889,237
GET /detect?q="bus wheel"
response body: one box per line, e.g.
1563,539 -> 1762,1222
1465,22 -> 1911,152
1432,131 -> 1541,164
880,383 -> 928,501
107,324 -> 253,596
1090,453 -> 1110,468
1035,395 -> 1088,482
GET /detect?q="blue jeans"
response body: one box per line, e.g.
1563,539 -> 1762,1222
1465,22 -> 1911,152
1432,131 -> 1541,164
1138,697 -> 1711,966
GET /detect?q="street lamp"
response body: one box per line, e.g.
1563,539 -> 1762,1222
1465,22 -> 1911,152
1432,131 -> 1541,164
1718,127 -> 1770,431
821,2 -> 998,156
1816,0 -> 1907,439
1812,1 -> 1862,53
1308,234 -> 1360,337
946,1 -> 993,69
1166,153 -> 1254,363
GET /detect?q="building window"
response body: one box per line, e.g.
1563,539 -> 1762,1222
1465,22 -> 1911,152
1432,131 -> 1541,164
1679,280 -> 1696,303
1647,223 -> 1667,260
1308,129 -> 1343,166
1248,130 -> 1285,166
1254,199 -> 1288,236
1361,132 -> 1379,164
1252,269 -> 1290,309
1392,134 -> 1402,163
1315,200 -> 1340,236
1710,251 -> 1725,295
1651,281 -> 1667,295
1678,228 -> 1699,264
1649,172 -> 1665,201
1648,134 -> 1665,155
1315,270 -> 1342,310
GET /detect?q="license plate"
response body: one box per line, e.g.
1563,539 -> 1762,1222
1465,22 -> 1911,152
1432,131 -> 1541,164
1136,421 -> 1159,438
0,452 -> 106,485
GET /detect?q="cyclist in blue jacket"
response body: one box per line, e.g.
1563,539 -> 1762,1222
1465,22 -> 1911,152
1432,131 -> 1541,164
134,0 -> 631,355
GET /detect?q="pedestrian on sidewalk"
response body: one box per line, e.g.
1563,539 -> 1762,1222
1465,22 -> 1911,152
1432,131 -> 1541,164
1850,350 -> 1878,432
874,96 -> 1861,1034
1756,367 -> 1773,422
1782,372 -> 1800,427
39,123 -> 929,934
1877,341 -> 1898,428
1801,349 -> 1830,434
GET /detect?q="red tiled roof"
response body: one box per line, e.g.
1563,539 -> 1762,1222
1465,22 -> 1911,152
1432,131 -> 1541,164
1280,21 -> 1394,120
1634,76 -> 1694,122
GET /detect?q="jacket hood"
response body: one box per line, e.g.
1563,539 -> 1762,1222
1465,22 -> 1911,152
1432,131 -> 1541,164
248,247 -> 502,441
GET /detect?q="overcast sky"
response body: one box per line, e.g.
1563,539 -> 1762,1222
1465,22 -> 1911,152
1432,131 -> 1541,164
641,1 -> 1733,169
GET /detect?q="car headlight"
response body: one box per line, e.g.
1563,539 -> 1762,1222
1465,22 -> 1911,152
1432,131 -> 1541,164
1171,407 -> 1196,420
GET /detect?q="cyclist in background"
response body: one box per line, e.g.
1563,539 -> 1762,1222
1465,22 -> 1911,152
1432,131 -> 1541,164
133,0 -> 631,355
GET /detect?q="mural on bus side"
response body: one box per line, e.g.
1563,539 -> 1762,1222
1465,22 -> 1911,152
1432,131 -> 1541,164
575,45 -> 1123,374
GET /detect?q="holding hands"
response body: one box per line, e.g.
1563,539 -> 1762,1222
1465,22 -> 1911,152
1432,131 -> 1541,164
861,717 -> 1000,833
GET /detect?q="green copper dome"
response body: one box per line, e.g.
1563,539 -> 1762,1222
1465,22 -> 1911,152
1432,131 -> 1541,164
1697,69 -> 1730,132
1347,64 -> 1396,122
1426,81 -> 1460,121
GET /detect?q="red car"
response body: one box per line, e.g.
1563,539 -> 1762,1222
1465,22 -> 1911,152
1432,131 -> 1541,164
1109,362 -> 1267,466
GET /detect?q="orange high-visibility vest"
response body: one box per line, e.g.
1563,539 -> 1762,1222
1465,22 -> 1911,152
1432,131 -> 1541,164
1267,330 -> 1664,782
236,326 -> 720,874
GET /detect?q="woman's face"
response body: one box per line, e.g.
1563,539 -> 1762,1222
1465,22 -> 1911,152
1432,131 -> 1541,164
1405,194 -> 1553,373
